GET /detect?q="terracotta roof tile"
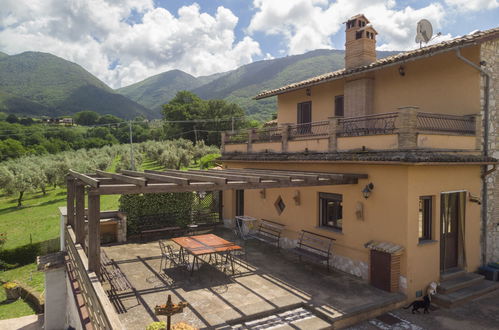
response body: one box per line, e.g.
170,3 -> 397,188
255,27 -> 499,99
221,150 -> 498,164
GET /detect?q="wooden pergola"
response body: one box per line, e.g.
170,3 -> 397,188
66,168 -> 367,276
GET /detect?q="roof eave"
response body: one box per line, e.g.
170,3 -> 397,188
254,30 -> 498,100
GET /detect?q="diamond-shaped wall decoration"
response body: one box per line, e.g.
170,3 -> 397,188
274,196 -> 286,215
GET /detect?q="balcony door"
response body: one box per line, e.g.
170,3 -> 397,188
297,101 -> 312,134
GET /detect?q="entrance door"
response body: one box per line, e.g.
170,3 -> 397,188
370,250 -> 391,292
440,192 -> 463,271
235,190 -> 244,216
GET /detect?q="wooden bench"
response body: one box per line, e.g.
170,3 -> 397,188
100,251 -> 139,305
249,219 -> 285,247
137,214 -> 184,241
291,230 -> 335,271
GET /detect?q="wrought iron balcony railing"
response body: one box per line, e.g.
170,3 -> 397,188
222,109 -> 479,153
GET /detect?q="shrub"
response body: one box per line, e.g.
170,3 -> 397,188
119,193 -> 195,234
199,153 -> 221,169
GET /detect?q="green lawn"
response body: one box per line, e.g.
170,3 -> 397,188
0,187 -> 120,250
0,286 -> 36,320
139,158 -> 164,171
0,186 -> 120,319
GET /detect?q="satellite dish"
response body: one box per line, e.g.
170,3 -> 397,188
415,19 -> 433,45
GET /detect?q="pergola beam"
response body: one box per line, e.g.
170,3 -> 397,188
208,169 -> 292,182
95,170 -> 147,186
69,169 -> 100,188
70,168 -> 365,195
121,170 -> 190,185
220,168 -> 319,181
87,193 -> 101,276
66,175 -> 75,227
146,169 -> 228,185
74,183 -> 85,246
245,168 -> 369,179
188,169 -> 263,183
90,179 -> 355,195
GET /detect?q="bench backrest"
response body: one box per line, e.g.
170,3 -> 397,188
258,219 -> 285,237
298,230 -> 335,257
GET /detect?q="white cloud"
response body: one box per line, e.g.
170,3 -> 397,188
445,0 -> 498,11
0,1 -> 261,88
248,0 -> 449,53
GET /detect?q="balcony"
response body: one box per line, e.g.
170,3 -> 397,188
222,108 -> 481,155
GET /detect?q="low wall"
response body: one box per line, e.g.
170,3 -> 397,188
287,138 -> 329,152
417,133 -> 476,150
252,142 -> 282,153
224,144 -> 247,153
337,134 -> 398,151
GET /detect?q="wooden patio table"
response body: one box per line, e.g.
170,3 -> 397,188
171,234 -> 241,275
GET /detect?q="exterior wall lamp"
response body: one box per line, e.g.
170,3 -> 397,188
362,183 -> 374,199
398,65 -> 405,76
306,88 -> 311,96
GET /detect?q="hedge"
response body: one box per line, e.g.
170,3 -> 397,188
119,193 -> 195,235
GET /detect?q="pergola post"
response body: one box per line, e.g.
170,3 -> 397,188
66,176 -> 75,227
87,192 -> 101,275
75,183 -> 85,247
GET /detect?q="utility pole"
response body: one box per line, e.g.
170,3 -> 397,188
194,125 -> 198,143
231,117 -> 235,133
129,121 -> 135,170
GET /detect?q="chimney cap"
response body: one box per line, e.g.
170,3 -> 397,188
345,14 -> 370,24
358,23 -> 378,34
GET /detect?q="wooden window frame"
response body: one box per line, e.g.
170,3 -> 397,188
419,196 -> 433,242
319,192 -> 343,231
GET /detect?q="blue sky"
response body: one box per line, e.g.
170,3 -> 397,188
1,0 -> 497,88
155,0 -> 498,60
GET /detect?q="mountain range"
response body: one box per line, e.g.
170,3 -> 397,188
0,52 -> 153,119
0,49 -> 399,120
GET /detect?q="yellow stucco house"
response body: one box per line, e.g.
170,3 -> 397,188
220,15 -> 499,303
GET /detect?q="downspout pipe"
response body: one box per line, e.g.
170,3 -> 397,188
455,48 -> 490,266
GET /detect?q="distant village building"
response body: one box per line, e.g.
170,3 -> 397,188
45,117 -> 74,126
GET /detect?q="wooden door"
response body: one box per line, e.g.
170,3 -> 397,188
440,193 -> 459,271
370,250 -> 391,292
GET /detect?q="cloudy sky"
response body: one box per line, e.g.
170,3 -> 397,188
1,0 -> 497,89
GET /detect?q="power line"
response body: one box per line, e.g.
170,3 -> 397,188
0,116 -> 246,133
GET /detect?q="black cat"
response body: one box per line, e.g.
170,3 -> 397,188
403,295 -> 431,314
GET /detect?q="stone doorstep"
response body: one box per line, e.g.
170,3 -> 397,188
440,268 -> 466,282
438,272 -> 485,294
433,280 -> 499,308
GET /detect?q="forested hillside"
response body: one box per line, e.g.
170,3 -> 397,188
120,49 -> 398,120
0,52 -> 155,119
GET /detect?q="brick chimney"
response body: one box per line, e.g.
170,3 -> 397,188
345,14 -> 377,69
343,14 -> 377,117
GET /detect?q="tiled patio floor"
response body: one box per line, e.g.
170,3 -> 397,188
102,228 -> 404,329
